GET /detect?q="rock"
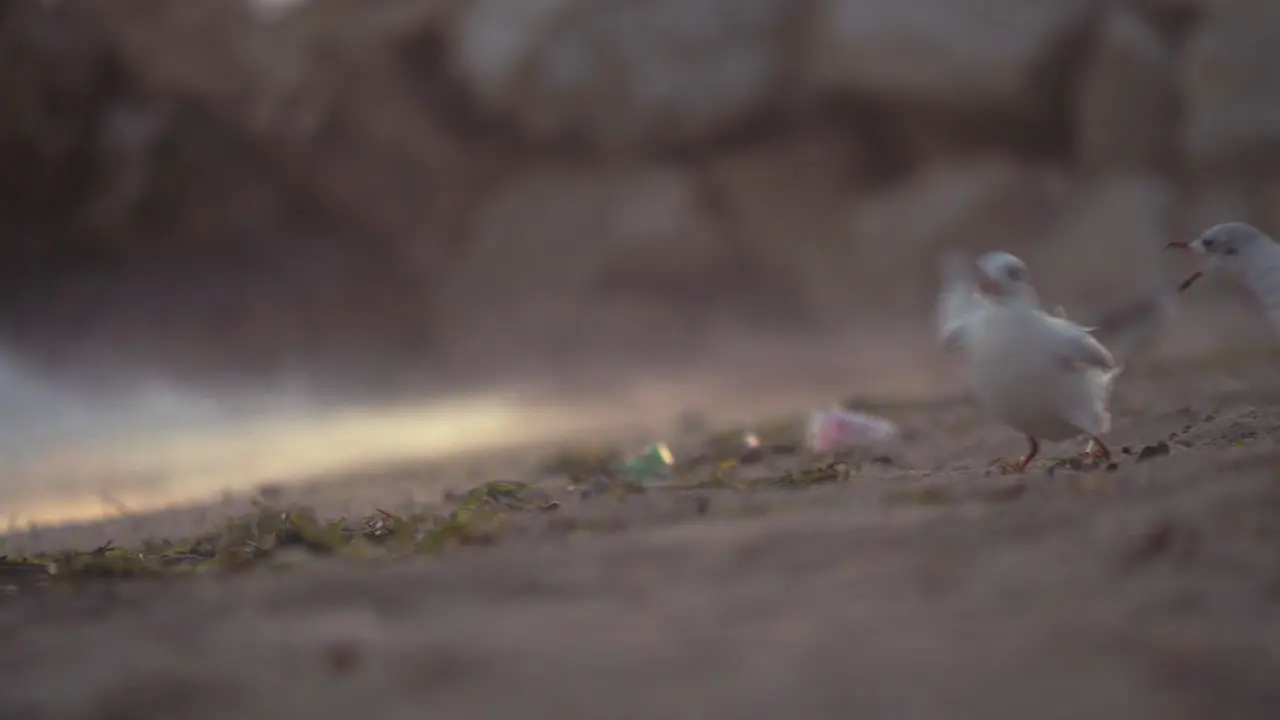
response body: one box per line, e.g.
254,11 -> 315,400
1072,7 -> 1177,173
1028,174 -> 1175,311
54,0 -> 483,250
1255,181 -> 1280,239
83,0 -> 459,140
704,125 -> 869,326
843,157 -> 1069,310
1177,180 -> 1259,240
1135,441 -> 1171,462
245,0 -> 314,24
1133,0 -> 1206,13
1133,0 -> 1231,29
805,0 -> 1097,116
447,0 -> 576,109
436,164 -> 748,363
74,1 -> 305,136
0,0 -> 119,228
448,0 -> 800,149
1181,0 -> 1280,175
81,98 -> 177,231
17,0 -> 1280,392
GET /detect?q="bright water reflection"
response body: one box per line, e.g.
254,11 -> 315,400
0,333 -> 959,529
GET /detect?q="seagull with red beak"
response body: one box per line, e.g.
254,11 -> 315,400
1166,222 -> 1280,334
937,251 -> 1122,473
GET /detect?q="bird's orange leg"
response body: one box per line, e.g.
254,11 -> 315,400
1020,436 -> 1041,470
989,436 -> 1039,474
1081,435 -> 1112,463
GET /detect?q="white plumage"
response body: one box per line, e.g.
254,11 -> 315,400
1167,221 -> 1280,337
937,250 -> 1123,472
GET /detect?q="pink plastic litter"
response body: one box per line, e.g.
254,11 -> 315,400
806,407 -> 898,453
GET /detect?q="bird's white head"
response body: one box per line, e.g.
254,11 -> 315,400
974,251 -> 1036,305
1165,221 -> 1273,291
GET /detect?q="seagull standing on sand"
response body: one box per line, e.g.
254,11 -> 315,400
937,251 -> 1123,473
1165,222 -> 1280,335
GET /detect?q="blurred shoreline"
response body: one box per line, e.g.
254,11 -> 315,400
3,297 -> 1275,532
0,326 -> 967,529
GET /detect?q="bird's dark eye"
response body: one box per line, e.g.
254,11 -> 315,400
1202,238 -> 1215,249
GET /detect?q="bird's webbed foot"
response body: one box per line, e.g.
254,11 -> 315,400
986,456 -> 1028,475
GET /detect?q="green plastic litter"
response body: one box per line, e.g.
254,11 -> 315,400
617,442 -> 675,482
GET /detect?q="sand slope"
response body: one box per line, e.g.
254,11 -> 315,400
2,360 -> 1280,719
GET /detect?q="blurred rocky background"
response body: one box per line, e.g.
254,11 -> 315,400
2,0 -> 1278,397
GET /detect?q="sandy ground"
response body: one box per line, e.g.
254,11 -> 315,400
2,355 -> 1280,719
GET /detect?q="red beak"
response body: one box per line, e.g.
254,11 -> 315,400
1166,240 -> 1200,290
1178,271 -> 1203,292
976,273 -> 1001,296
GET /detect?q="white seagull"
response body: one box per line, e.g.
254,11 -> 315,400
1165,221 -> 1280,336
938,250 -> 1123,473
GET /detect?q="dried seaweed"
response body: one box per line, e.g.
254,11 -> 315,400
0,480 -> 556,592
0,452 -> 877,594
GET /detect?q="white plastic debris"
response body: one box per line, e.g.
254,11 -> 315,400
805,407 -> 898,453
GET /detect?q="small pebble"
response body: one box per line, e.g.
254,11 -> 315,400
255,484 -> 285,503
694,495 -> 711,515
1135,442 -> 1171,462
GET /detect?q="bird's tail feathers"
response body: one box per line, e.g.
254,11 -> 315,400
1084,364 -> 1123,435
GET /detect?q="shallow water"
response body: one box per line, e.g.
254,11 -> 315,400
0,330 -> 972,528
0,309 -> 1252,530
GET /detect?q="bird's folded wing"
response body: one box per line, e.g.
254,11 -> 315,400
1045,316 -> 1118,371
936,252 -> 987,353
